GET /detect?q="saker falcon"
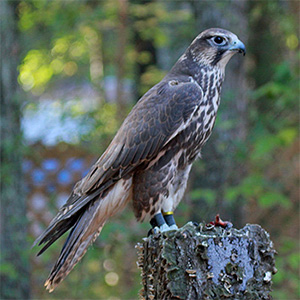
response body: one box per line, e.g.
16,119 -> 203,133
34,28 -> 246,292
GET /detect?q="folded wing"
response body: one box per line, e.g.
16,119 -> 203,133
34,78 -> 203,288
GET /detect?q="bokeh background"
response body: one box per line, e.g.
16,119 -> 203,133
1,0 -> 299,299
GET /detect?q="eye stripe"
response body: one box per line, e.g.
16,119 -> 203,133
212,49 -> 226,66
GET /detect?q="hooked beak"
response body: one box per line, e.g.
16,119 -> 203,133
229,39 -> 246,56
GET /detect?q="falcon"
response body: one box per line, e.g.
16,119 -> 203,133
34,28 -> 245,291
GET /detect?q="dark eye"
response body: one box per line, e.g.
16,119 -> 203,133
213,36 -> 225,45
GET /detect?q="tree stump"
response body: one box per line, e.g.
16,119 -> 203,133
136,222 -> 276,300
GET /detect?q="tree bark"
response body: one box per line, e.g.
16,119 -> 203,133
137,222 -> 276,300
0,1 -> 31,299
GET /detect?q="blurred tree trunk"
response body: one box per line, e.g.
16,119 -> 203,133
186,1 -> 249,227
0,1 -> 31,299
248,1 -> 282,87
116,0 -> 128,120
132,0 -> 158,100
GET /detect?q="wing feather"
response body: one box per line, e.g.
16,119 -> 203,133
78,78 -> 203,193
36,78 -> 203,238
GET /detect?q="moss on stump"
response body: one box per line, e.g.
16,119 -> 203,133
136,222 -> 276,300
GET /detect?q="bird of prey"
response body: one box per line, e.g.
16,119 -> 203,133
34,28 -> 245,292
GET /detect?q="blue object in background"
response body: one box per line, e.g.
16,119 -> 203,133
46,183 -> 56,193
68,158 -> 84,171
57,169 -> 72,185
32,169 -> 46,185
42,158 -> 60,172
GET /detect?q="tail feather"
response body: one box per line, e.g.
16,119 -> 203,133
37,216 -> 80,256
33,191 -> 101,251
35,177 -> 133,292
44,200 -> 105,292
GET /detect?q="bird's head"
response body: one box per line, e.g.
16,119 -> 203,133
188,28 -> 246,71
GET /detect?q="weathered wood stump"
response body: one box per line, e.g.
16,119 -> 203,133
136,222 -> 276,300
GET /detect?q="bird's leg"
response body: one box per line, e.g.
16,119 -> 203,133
150,212 -> 170,232
150,212 -> 180,233
163,211 -> 178,230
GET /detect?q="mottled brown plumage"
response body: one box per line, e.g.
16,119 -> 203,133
34,28 -> 245,292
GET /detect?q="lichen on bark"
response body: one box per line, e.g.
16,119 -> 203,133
136,222 -> 276,300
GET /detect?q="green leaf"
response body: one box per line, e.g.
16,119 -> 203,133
287,253 -> 300,271
277,128 -> 298,146
251,135 -> 280,161
225,187 -> 240,203
258,191 -> 291,208
239,175 -> 264,198
0,262 -> 18,280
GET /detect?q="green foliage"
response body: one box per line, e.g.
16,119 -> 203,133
83,102 -> 119,153
18,1 -> 115,94
272,238 -> 300,299
223,58 -> 299,213
17,0 -> 193,96
0,262 -> 19,280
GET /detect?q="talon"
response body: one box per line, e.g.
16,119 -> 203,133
150,212 -> 179,233
168,224 -> 178,231
152,226 -> 161,235
209,214 -> 232,229
159,223 -> 170,232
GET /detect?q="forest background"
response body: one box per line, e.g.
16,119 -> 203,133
1,0 -> 299,299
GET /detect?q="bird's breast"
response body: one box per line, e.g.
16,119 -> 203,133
177,70 -> 223,163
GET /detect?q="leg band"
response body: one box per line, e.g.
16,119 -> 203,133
150,213 -> 166,228
163,213 -> 176,226
163,211 -> 174,216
